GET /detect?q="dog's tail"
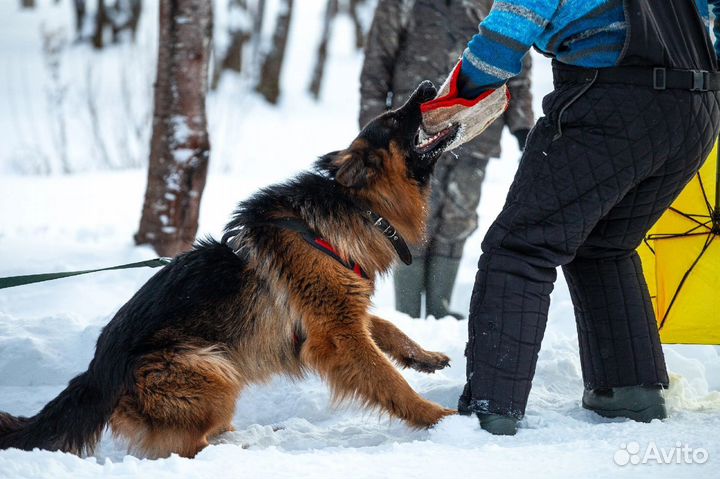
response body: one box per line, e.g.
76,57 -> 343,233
0,413 -> 31,436
0,368 -> 126,455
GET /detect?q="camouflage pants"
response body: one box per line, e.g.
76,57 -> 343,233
417,149 -> 490,259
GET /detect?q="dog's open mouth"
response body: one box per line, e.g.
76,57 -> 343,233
414,124 -> 460,158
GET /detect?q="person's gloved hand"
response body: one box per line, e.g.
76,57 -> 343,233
420,61 -> 510,152
513,128 -> 530,151
456,70 -> 492,100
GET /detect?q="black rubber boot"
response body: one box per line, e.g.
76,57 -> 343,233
425,255 -> 465,319
393,260 -> 425,318
582,385 -> 667,422
459,384 -> 519,435
478,414 -> 519,436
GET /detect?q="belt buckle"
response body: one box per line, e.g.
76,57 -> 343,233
653,68 -> 666,90
691,70 -> 709,92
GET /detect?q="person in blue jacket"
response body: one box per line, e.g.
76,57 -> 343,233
421,0 -> 720,435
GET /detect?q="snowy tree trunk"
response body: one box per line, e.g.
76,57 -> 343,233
89,0 -> 143,46
250,0 -> 266,67
21,0 -> 36,8
308,0 -> 338,99
211,0 -> 251,90
92,0 -> 108,49
127,0 -> 143,39
110,0 -> 143,42
349,0 -> 365,49
135,0 -> 212,257
73,0 -> 87,35
223,0 -> 250,73
256,0 -> 293,104
253,0 -> 266,39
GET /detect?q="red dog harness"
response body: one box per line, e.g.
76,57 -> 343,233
311,237 -> 368,279
222,212 -> 412,280
222,218 -> 369,279
271,218 -> 369,279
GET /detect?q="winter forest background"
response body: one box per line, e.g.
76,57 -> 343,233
2,0 -> 383,257
2,0 -> 373,175
0,1 -> 719,478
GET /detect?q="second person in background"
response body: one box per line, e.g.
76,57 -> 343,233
359,0 -> 534,320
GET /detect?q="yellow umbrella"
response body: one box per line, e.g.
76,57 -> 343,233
638,141 -> 720,345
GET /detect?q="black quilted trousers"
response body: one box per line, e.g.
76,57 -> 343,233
461,76 -> 720,419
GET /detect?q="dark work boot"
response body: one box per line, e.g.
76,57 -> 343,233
478,414 -> 519,436
459,384 -> 519,435
425,255 -> 465,319
393,260 -> 425,318
582,385 -> 667,422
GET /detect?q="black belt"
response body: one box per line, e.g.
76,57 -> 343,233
552,61 -> 720,91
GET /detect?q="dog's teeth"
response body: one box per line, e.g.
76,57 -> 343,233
417,128 -> 451,151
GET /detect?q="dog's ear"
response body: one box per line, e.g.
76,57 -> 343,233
334,149 -> 381,188
335,151 -> 367,188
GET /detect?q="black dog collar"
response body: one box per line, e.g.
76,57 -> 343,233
364,211 -> 413,265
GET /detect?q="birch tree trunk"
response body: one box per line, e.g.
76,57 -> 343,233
135,0 -> 212,257
256,0 -> 293,104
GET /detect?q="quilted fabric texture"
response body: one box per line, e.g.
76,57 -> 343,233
459,73 -> 720,419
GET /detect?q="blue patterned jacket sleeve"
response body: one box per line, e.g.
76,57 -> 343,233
462,0 -> 718,89
461,0 -> 560,88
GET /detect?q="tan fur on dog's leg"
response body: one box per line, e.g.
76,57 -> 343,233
302,321 -> 455,428
110,346 -> 242,458
369,315 -> 451,373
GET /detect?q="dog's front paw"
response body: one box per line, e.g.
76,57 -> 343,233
409,403 -> 457,429
405,351 -> 450,373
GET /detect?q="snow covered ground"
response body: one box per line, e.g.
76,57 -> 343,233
1,1 -> 720,478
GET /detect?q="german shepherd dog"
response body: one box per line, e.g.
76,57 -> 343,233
0,82 -> 460,458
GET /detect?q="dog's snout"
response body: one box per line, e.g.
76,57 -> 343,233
415,81 -> 437,103
394,81 -> 438,119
